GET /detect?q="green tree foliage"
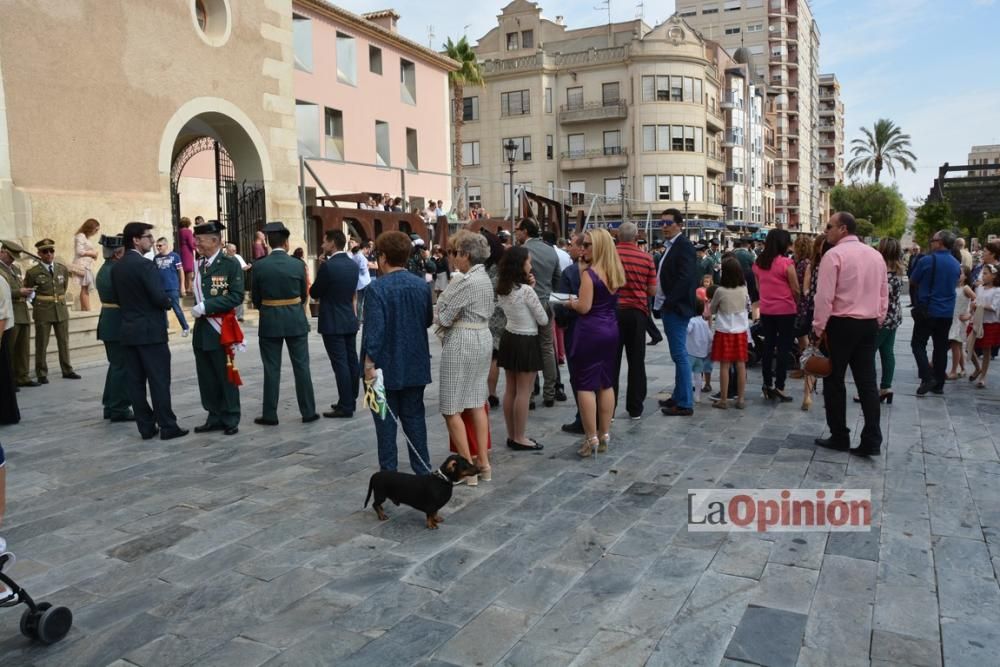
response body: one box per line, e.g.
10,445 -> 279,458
846,118 -> 917,184
443,36 -> 485,219
829,183 -> 907,238
912,199 -> 953,247
979,218 -> 1000,241
855,218 -> 875,239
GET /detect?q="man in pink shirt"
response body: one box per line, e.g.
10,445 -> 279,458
812,212 -> 889,457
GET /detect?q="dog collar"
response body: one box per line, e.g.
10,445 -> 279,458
432,469 -> 452,484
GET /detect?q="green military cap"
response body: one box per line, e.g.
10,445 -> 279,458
262,221 -> 290,236
0,239 -> 24,256
194,219 -> 226,235
35,238 -> 56,251
99,234 -> 125,249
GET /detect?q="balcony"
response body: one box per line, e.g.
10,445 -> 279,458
706,104 -> 725,131
558,99 -> 627,124
720,93 -> 739,110
769,51 -> 785,64
560,147 -> 628,170
721,131 -> 743,147
707,151 -> 725,174
722,170 -> 742,187
768,1 -> 782,16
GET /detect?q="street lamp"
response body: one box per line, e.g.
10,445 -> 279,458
683,189 -> 690,238
504,139 -> 518,233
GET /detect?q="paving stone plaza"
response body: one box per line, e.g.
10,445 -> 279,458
1,317 -> 999,667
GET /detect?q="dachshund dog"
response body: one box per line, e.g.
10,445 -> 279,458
364,455 -> 480,529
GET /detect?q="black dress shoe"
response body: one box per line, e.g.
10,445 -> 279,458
37,377 -> 49,385
561,421 -> 585,434
554,389 -> 568,402
62,372 -> 82,380
254,417 -> 280,426
661,405 -> 693,416
161,428 -> 189,441
302,413 -> 320,423
648,337 -> 662,346
110,413 -> 136,423
849,446 -> 881,457
916,382 -> 933,396
488,395 -> 500,408
543,399 -> 555,408
141,428 -> 160,440
194,423 -> 224,433
17,380 -> 39,388
323,408 -> 352,419
658,398 -> 676,408
814,437 -> 851,451
507,438 -> 544,451
224,426 -> 239,436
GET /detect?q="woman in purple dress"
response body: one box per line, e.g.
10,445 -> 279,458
178,217 -> 197,293
566,228 -> 625,458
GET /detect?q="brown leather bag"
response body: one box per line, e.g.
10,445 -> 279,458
801,333 -> 832,378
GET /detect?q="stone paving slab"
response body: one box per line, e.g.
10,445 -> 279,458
0,319 -> 999,665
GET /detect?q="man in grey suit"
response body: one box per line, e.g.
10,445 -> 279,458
310,229 -> 360,418
515,217 -> 565,407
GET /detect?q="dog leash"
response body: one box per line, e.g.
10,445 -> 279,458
364,379 -> 436,477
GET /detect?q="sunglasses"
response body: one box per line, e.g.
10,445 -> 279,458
826,224 -> 842,230
38,249 -> 54,254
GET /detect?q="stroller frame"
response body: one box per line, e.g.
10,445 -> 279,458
0,551 -> 73,644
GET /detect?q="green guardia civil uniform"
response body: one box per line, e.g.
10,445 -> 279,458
23,252 -> 75,380
251,247 -> 316,422
192,250 -> 245,429
95,258 -> 132,419
0,252 -> 32,384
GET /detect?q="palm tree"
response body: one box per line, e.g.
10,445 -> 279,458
846,118 -> 917,184
443,36 -> 485,219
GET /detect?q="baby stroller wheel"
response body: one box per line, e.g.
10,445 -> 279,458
37,605 -> 73,644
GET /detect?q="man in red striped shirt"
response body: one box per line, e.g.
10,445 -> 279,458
614,222 -> 658,419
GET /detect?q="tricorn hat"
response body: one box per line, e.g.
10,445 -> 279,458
0,239 -> 24,256
99,234 -> 125,249
35,238 -> 56,251
194,219 -> 226,235
262,221 -> 290,236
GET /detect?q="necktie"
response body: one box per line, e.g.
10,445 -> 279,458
48,265 -> 53,277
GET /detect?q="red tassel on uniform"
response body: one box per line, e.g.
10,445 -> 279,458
226,353 -> 243,387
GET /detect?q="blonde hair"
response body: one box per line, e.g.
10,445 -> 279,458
586,228 -> 625,292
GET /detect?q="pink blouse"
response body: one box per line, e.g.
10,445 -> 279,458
753,255 -> 797,315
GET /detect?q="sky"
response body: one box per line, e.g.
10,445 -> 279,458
337,0 -> 1000,204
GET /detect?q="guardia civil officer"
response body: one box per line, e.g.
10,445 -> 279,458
95,234 -> 133,422
251,221 -> 319,425
191,220 -> 244,435
112,222 -> 187,440
0,240 -> 34,386
23,239 -> 80,382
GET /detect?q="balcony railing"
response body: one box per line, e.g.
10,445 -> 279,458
558,99 -> 627,124
561,147 -> 624,159
559,147 -> 629,169
722,131 -> 744,146
720,92 -> 739,109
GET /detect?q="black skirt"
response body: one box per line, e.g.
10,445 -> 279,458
497,330 -> 543,373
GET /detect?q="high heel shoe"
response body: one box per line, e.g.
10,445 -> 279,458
478,465 -> 492,482
881,391 -> 894,404
488,395 -> 499,408
772,388 -> 793,403
762,386 -> 775,400
578,435 -> 599,458
598,433 -> 610,453
801,393 -> 812,411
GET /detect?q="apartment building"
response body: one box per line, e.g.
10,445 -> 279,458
969,145 -> 1000,177
818,73 -> 844,190
458,1 -> 773,231
292,3 -> 456,213
676,0 -> 821,231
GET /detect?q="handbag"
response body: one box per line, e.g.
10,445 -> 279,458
800,333 -> 832,378
910,255 -> 936,321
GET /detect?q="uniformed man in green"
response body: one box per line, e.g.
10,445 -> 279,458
23,239 -> 81,383
95,234 -> 133,421
251,221 -> 319,426
191,220 -> 244,435
0,240 -> 36,387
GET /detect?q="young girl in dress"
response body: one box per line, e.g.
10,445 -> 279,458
971,264 -> 1000,389
710,257 -> 751,409
947,266 -> 976,380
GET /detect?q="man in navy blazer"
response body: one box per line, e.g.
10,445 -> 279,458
310,228 -> 360,418
654,209 -> 698,416
112,222 -> 188,440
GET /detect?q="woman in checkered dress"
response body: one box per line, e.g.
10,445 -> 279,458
436,231 -> 494,482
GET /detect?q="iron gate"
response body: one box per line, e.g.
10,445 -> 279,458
169,137 -> 236,244
229,180 -> 266,259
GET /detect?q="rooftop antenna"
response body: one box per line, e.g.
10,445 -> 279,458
427,25 -> 435,48
635,0 -> 644,20
594,0 -> 612,47
463,24 -> 471,37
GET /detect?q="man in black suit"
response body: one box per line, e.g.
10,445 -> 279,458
654,209 -> 698,417
310,229 -> 360,418
111,222 -> 188,440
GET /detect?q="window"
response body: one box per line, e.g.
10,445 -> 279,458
643,176 -> 655,201
724,26 -> 741,35
672,175 -> 684,200
641,76 -> 672,102
671,76 -> 683,101
547,181 -> 555,200
546,134 -> 553,159
461,141 -> 480,166
462,96 -> 479,121
695,127 -> 704,152
724,0 -> 741,10
679,9 -> 696,17
336,32 -> 356,85
295,101 -> 320,157
604,178 -> 622,201
400,59 -> 416,105
644,175 -> 673,201
747,22 -> 763,32
702,3 -> 719,13
683,77 -> 694,103
660,176 -> 672,201
567,133 -> 585,157
566,86 -> 583,110
684,126 -> 695,152
374,120 -> 390,166
693,79 -> 703,105
602,82 -> 620,105
468,186 -> 481,205
500,90 -> 530,116
406,128 -> 418,170
369,45 -> 382,74
545,87 -> 552,113
324,107 -> 344,160
658,125 -> 670,151
521,30 -> 534,48
603,130 -> 621,155
672,125 -> 685,151
503,136 -> 532,161
506,32 -> 519,50
642,126 -> 655,151
292,14 -> 313,72
569,181 -> 586,205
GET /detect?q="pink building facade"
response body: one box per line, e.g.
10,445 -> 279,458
292,3 -> 456,215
